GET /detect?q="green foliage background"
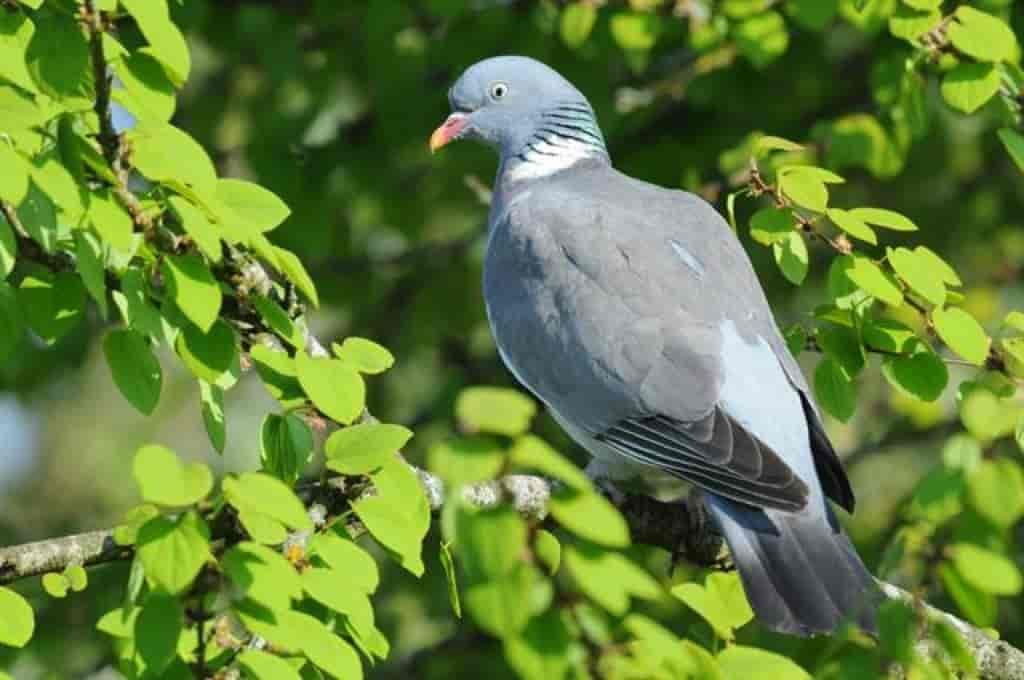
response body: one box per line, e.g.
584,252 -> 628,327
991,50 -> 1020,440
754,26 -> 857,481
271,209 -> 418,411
0,0 -> 1023,678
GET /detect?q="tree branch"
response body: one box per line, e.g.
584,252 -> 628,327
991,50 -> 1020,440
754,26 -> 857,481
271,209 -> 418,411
2,469 -> 1022,679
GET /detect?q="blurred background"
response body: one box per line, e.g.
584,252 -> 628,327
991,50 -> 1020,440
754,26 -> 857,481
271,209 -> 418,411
1,0 -> 1022,677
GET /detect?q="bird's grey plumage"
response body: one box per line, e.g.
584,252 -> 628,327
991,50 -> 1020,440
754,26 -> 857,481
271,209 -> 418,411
436,55 -> 878,636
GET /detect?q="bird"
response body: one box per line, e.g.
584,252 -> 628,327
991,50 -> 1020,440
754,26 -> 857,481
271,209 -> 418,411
429,55 -> 879,636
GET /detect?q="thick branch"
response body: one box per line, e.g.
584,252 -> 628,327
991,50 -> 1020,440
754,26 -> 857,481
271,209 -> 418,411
2,471 -> 1021,679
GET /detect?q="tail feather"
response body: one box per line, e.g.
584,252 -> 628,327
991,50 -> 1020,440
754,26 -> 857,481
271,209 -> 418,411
707,496 -> 879,636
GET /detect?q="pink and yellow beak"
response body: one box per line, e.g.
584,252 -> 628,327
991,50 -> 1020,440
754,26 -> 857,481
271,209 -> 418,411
429,113 -> 469,153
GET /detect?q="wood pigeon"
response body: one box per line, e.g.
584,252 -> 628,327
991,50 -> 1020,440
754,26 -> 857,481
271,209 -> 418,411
430,56 -> 878,636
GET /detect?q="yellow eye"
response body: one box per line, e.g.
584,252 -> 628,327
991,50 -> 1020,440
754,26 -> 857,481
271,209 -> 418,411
490,82 -> 509,99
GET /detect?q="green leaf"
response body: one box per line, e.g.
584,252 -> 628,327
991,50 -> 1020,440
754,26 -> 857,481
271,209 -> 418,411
137,512 -> 211,595
772,231 -> 809,285
847,205 -> 921,232
560,3 -> 598,48
932,619 -> 977,674
882,348 -> 948,402
717,645 -> 810,680
25,11 -> 91,109
112,51 -> 176,122
175,319 -> 237,384
968,459 -> 1024,528
535,529 -> 561,575
914,246 -> 960,285
112,269 -> 165,341
960,387 -> 1014,442
135,593 -> 184,673
250,345 -> 305,409
564,542 -> 661,616
827,208 -> 876,244
132,444 -> 213,507
237,650 -> 302,680
129,123 -> 216,195
733,11 -> 789,68
0,282 -> 21,363
754,135 -> 804,157
216,178 -> 290,233
455,504 -> 527,581
17,181 -> 58,254
0,142 -> 30,205
816,322 -> 865,377
779,166 -> 829,212
429,435 -> 505,490
997,127 -> 1024,173
252,295 -> 303,349
199,380 -> 226,454
0,587 -> 33,648
351,495 -> 425,577
673,571 -> 754,641
168,196 -> 221,263
0,210 -> 15,278
845,255 -> 904,307
120,0 -> 191,84
863,318 -> 916,353
950,544 -> 1023,595
310,529 -> 379,593
439,540 -> 462,618
302,567 -> 376,631
0,13 -> 39,94
273,246 -> 319,308
18,269 -> 85,343
509,434 -> 590,491
223,472 -> 313,531
504,609 -> 573,680
814,357 -> 856,421
878,599 -> 915,664
325,422 -> 412,475
455,386 -> 537,436
222,542 -> 302,613
64,564 -> 87,592
42,573 -> 67,598
784,324 -> 807,357
295,350 -> 366,425
259,413 -> 312,483
888,5 -> 941,42
947,6 -> 1018,63
550,486 -> 631,548
888,246 -> 945,306
282,612 -> 364,680
104,329 -> 162,415
939,563 -> 996,627
75,230 -> 108,319
932,307 -> 990,365
88,189 -> 134,254
941,63 -> 1001,115
162,254 -> 222,333
465,564 -> 535,638
749,207 -> 795,246
97,607 -> 140,639
609,12 -> 660,51
113,504 -> 160,546
333,337 -> 395,374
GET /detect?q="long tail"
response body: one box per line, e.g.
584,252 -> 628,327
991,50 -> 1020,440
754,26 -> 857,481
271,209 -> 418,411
707,495 -> 880,636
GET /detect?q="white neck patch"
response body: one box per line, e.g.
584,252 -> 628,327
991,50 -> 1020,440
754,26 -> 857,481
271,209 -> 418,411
505,133 -> 600,182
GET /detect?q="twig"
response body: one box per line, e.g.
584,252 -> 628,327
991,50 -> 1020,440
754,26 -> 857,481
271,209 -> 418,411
81,0 -> 150,227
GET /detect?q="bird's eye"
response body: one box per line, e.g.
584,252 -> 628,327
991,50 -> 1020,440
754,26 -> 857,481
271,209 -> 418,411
490,82 -> 509,99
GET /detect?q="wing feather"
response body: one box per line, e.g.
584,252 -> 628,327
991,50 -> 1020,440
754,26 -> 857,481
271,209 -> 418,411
599,406 -> 809,512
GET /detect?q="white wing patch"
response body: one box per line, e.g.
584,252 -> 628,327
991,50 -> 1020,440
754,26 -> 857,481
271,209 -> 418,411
717,320 -> 817,495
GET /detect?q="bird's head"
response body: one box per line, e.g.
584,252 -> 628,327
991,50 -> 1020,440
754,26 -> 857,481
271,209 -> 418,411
430,56 -> 606,164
